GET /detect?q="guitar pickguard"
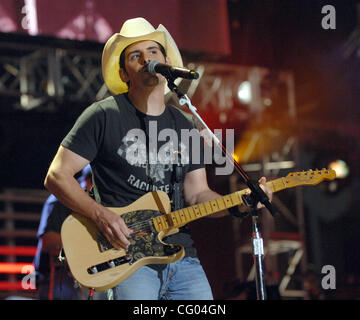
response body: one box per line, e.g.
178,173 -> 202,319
124,209 -> 182,262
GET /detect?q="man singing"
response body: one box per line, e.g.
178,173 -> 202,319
44,17 -> 272,300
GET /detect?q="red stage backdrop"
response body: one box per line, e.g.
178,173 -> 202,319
0,0 -> 231,55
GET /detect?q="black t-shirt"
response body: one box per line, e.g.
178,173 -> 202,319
61,94 -> 205,257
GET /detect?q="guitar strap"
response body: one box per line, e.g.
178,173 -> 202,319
168,106 -> 185,211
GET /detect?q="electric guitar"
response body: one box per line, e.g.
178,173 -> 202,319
61,169 -> 336,291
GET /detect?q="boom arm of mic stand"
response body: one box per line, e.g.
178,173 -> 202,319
167,79 -> 279,217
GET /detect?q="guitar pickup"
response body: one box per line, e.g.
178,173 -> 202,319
87,255 -> 132,275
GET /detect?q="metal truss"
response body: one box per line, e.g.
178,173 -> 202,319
0,36 -> 110,111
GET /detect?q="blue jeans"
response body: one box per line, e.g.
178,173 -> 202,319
112,257 -> 213,300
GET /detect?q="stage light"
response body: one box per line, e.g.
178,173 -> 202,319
328,159 -> 349,179
0,262 -> 34,274
237,81 -> 252,104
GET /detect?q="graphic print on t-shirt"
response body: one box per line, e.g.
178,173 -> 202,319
116,127 -> 189,193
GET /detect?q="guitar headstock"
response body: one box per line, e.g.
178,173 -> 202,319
284,169 -> 336,187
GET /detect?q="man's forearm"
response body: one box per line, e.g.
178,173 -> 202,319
44,169 -> 103,221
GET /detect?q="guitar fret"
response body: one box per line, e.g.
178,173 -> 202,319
271,180 -> 277,192
182,209 -> 188,223
178,210 -> 185,224
216,197 -> 226,210
193,205 -> 201,218
187,207 -> 195,220
230,192 -> 241,206
171,213 -> 178,226
161,215 -> 170,229
210,200 -> 219,215
153,217 -> 160,231
176,211 -> 182,225
223,195 -> 234,208
183,207 -> 190,222
158,217 -> 165,230
280,178 -> 287,190
154,216 -> 167,231
204,201 -> 212,214
198,203 -> 207,216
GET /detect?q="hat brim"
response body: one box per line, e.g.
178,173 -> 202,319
102,25 -> 183,95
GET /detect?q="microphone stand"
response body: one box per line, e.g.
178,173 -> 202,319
167,77 -> 279,300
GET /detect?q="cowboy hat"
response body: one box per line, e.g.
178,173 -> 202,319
102,17 -> 183,95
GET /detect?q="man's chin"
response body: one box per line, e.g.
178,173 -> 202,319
143,74 -> 163,88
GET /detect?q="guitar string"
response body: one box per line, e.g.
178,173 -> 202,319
97,176 -> 327,247
125,208 -> 207,231
99,182 -> 283,247
106,178 -> 314,233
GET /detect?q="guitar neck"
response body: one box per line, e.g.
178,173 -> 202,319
153,177 -> 288,232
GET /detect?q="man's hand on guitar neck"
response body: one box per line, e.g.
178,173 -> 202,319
255,176 -> 273,209
235,177 -> 273,215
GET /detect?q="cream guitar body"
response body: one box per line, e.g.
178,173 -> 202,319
61,191 -> 183,291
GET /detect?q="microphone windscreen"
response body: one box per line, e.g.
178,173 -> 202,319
147,60 -> 160,74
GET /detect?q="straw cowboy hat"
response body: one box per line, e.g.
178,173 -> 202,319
102,17 -> 183,95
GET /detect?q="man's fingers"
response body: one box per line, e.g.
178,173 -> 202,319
102,227 -> 123,250
110,226 -> 131,249
259,176 -> 266,185
102,219 -> 133,250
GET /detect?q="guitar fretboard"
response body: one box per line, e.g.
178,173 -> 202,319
152,177 -> 288,232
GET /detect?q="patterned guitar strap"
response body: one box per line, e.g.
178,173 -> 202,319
139,106 -> 185,210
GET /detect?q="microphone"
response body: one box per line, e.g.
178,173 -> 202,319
147,60 -> 199,80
